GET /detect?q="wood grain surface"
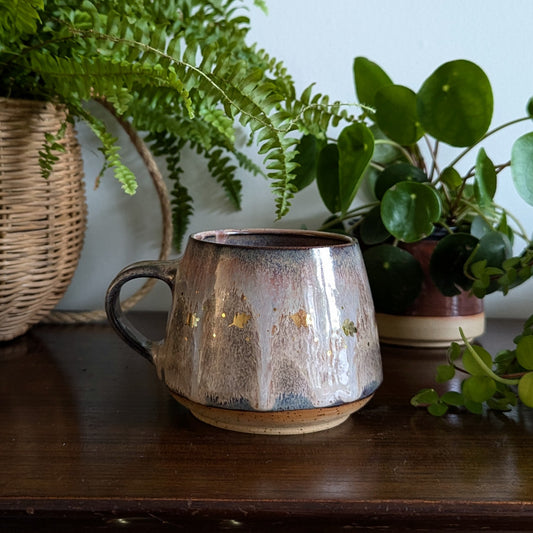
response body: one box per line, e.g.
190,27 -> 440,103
1,314 -> 532,531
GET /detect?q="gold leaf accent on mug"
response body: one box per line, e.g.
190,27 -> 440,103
230,312 -> 251,328
342,319 -> 357,337
291,309 -> 310,328
186,312 -> 200,328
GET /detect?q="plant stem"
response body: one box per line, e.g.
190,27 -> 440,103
447,116 -> 531,169
493,203 -> 530,243
459,328 -> 520,386
374,139 -> 416,166
319,202 -> 379,230
424,135 -> 440,181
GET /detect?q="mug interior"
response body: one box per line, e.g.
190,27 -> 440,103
193,229 -> 353,249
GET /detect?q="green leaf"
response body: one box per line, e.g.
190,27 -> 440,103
363,244 -> 423,314
516,336 -> 533,370
430,233 -> 479,296
469,231 -> 512,272
518,372 -> 533,407
511,132 -> 533,205
337,123 -> 374,213
464,399 -> 483,414
440,167 -> 463,189
411,388 -> 439,406
474,148 -> 497,207
436,364 -> 455,383
448,342 -> 463,363
496,212 -> 514,246
441,391 -> 464,407
316,144 -> 340,213
359,205 -> 390,245
292,134 -> 325,191
470,215 -> 492,239
462,375 -> 497,403
374,163 -> 427,200
369,124 -> 404,167
353,57 -> 393,108
417,59 -> 493,147
462,344 -> 493,376
380,182 -> 441,242
375,85 -> 423,145
428,402 -> 448,416
0,0 -> 43,36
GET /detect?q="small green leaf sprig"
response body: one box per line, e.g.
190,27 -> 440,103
411,315 -> 533,416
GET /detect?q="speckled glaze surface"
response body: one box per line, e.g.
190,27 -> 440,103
106,229 -> 382,432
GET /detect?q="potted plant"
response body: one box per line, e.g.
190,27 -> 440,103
0,0 -> 347,339
293,56 -> 533,347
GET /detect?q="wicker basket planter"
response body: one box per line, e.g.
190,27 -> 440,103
0,98 -> 87,341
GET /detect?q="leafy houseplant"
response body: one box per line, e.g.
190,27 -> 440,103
293,57 -> 533,326
0,0 -> 347,250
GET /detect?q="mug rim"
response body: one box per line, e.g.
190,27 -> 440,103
191,228 -> 355,249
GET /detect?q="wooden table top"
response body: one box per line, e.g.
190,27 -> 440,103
1,313 -> 532,531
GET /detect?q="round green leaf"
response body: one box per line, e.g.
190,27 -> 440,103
511,132 -> 533,205
430,233 -> 478,295
440,167 -> 462,189
353,56 -> 393,108
462,344 -> 493,376
410,388 -> 439,407
380,181 -> 442,242
359,205 -> 390,245
374,163 -> 427,200
375,85 -> 424,145
462,375 -> 497,403
518,372 -> 533,407
470,215 -> 492,239
441,390 -> 464,407
316,143 -> 340,213
516,336 -> 533,370
363,244 -> 423,314
436,364 -> 455,383
470,231 -> 512,269
428,403 -> 448,416
417,60 -> 493,147
292,134 -> 325,191
369,124 -> 404,167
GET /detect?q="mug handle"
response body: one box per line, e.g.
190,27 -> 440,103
105,260 -> 177,364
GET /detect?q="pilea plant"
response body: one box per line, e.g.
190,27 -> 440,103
0,0 -> 349,249
411,315 -> 533,415
293,57 -> 533,314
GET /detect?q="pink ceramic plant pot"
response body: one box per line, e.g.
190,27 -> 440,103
376,238 -> 485,348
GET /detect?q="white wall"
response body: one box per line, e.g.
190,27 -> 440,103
57,0 -> 533,319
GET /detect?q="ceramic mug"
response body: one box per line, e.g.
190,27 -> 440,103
105,229 -> 382,434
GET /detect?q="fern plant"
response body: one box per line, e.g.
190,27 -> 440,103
0,0 -> 347,249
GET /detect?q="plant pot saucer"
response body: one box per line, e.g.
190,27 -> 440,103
376,312 -> 485,348
170,392 -> 374,435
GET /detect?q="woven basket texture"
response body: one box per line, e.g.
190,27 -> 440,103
0,98 -> 87,341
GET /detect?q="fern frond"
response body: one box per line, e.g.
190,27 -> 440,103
283,84 -> 357,138
38,119 -> 68,179
73,104 -> 138,194
29,53 -> 193,117
0,0 -> 43,38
